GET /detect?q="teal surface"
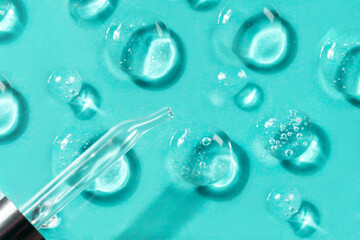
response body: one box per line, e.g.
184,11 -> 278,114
0,0 -> 360,239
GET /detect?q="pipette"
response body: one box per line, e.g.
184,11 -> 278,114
0,107 -> 173,240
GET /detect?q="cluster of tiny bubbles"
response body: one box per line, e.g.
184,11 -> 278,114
31,201 -> 61,229
233,82 -> 264,111
266,187 -> 302,220
0,75 -> 19,141
105,10 -> 185,89
47,69 -> 83,103
68,0 -> 118,25
212,6 -> 296,73
187,0 -> 222,11
167,124 -> 238,187
288,201 -> 321,238
0,0 -> 26,42
52,124 -> 129,195
319,28 -> 360,107
256,109 -> 314,162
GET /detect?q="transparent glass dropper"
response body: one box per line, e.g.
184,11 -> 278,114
20,107 -> 173,229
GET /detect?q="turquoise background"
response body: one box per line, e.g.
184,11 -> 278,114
0,0 -> 360,239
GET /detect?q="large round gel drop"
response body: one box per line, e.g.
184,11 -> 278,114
232,10 -> 296,72
168,125 -> 235,186
105,11 -> 185,89
47,69 -> 83,103
267,187 -> 302,220
212,7 -> 295,71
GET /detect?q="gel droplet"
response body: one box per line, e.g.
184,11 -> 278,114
257,109 -> 313,161
68,0 -> 118,25
47,69 -> 82,103
0,0 -> 26,41
105,11 -> 185,89
267,187 -> 302,220
234,83 -> 264,111
187,0 -> 222,11
232,9 -> 296,72
168,125 -> 237,187
212,7 -> 296,72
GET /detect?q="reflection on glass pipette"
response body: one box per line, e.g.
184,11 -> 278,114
20,107 -> 173,229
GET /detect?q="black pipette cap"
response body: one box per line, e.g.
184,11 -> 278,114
0,190 -> 44,240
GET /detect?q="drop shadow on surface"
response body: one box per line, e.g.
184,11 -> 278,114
280,124 -> 330,176
81,150 -> 141,207
187,0 -> 221,11
116,184 -> 204,240
121,27 -> 186,91
68,83 -> 101,121
0,87 -> 29,144
232,10 -> 297,74
196,141 -> 250,201
287,200 -> 321,238
0,0 -> 27,44
347,97 -> 360,108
